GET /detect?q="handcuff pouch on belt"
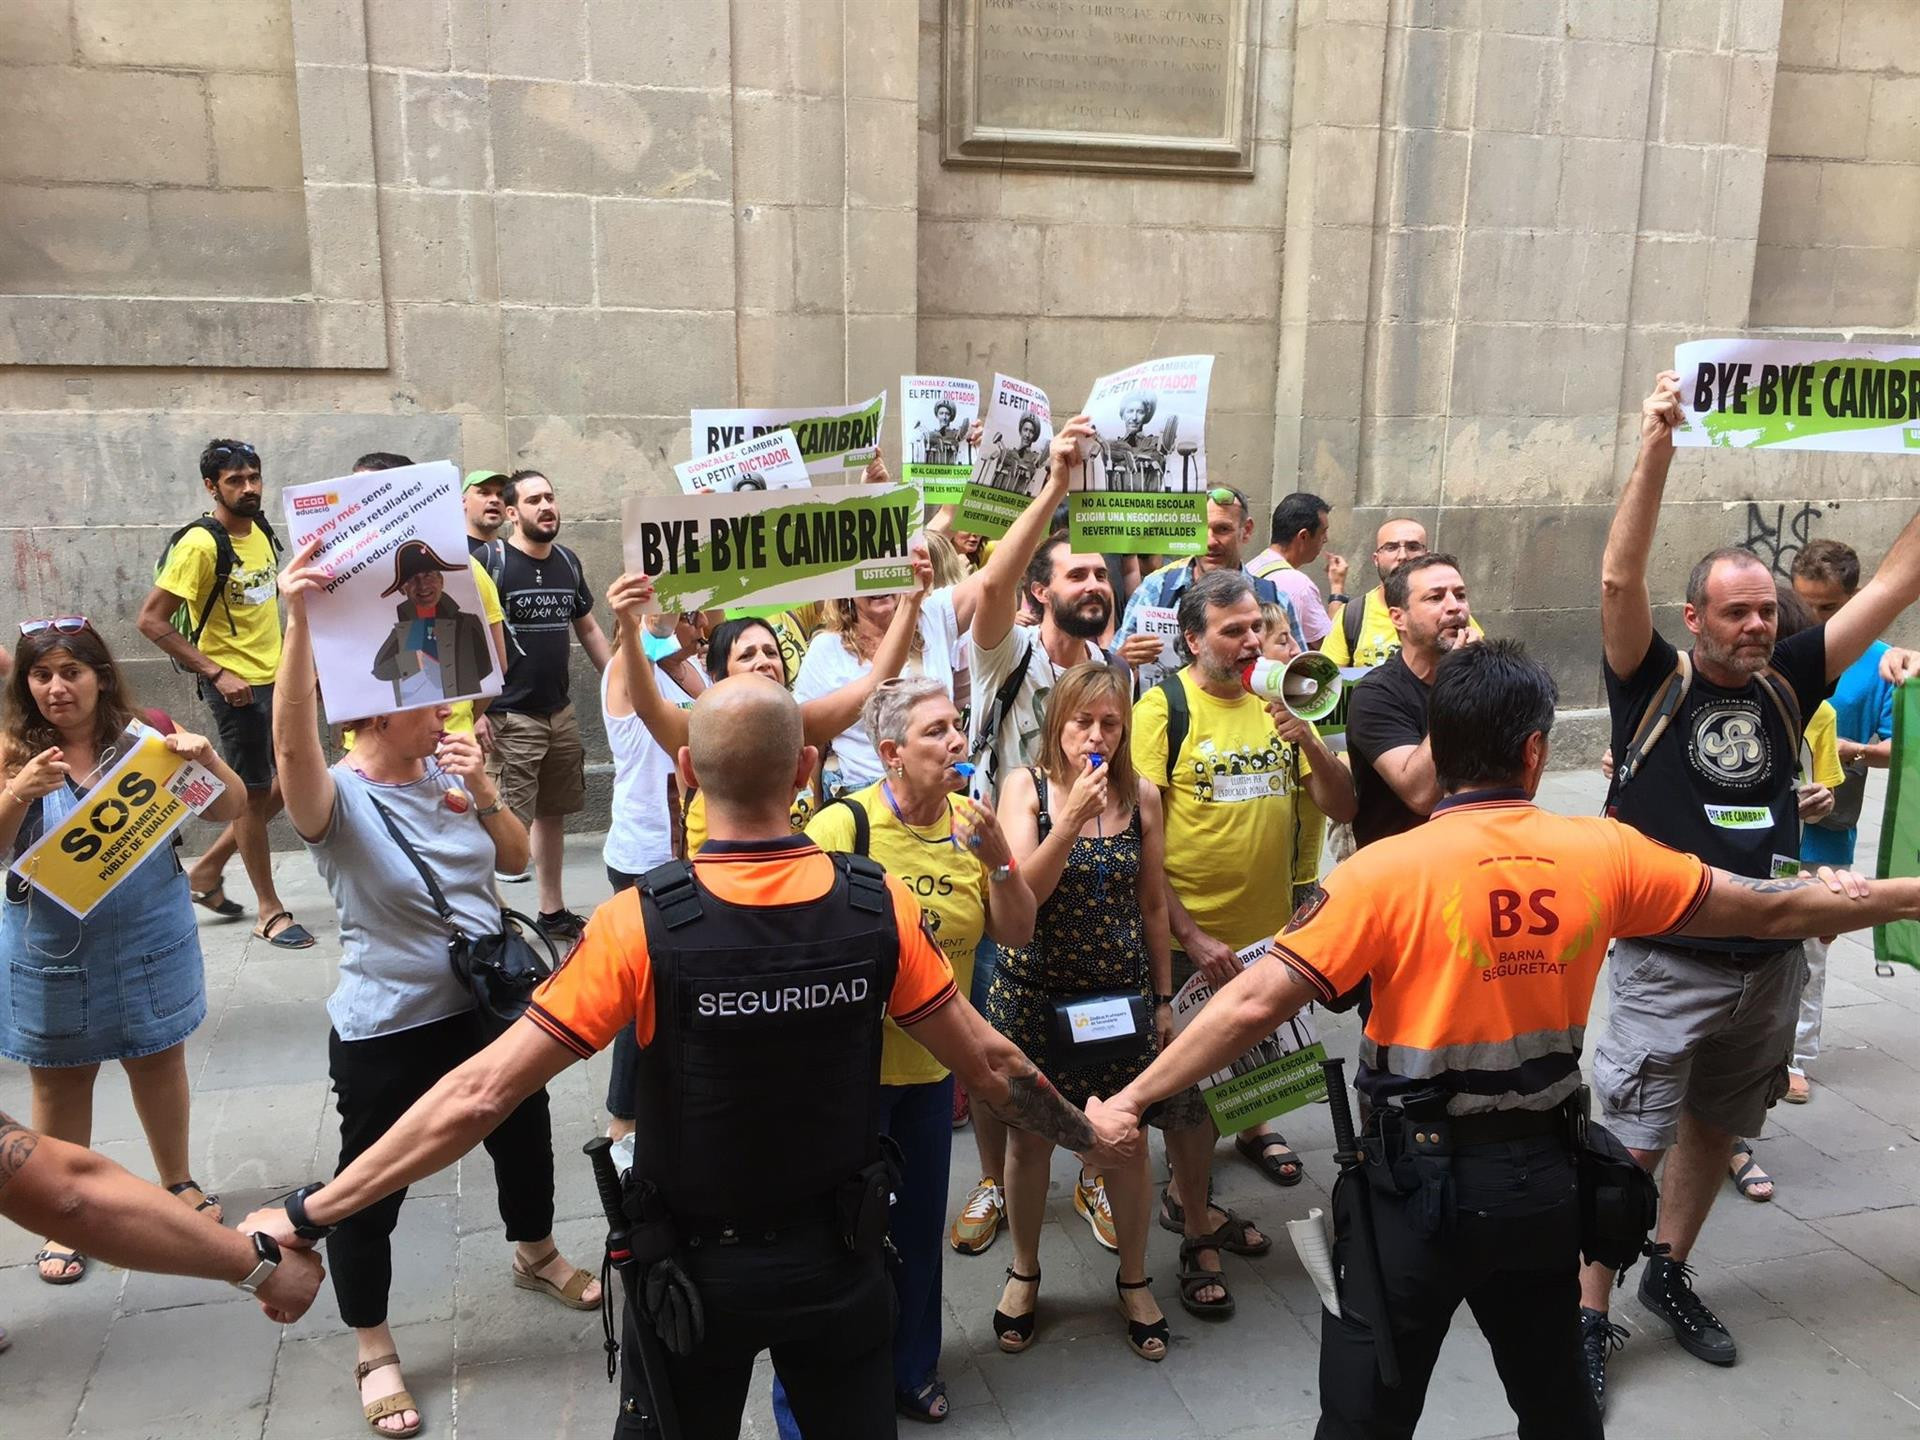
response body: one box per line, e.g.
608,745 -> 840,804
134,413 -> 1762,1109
1569,1099 -> 1660,1281
1363,1093 -> 1455,1241
619,1173 -> 706,1359
835,1134 -> 903,1256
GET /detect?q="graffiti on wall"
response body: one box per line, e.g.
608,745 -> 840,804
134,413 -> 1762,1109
1738,501 -> 1834,580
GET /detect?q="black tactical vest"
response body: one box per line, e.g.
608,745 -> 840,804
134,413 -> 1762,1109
630,852 -> 898,1223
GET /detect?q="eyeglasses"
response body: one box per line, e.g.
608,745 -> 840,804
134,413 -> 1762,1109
206,443 -> 260,471
20,616 -> 90,637
1374,540 -> 1426,554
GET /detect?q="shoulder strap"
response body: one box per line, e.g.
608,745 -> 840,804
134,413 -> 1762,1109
827,795 -> 871,857
170,517 -> 237,646
638,858 -> 703,929
1342,589 -> 1365,652
1614,653 -> 1692,791
255,515 -> 283,555
968,638 -> 1037,775
367,796 -> 458,930
557,543 -> 584,594
1158,673 -> 1190,787
1758,666 -> 1803,743
482,538 -> 507,590
1030,764 -> 1052,842
838,852 -> 889,915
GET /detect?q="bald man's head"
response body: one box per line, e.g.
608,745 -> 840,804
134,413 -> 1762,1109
685,675 -> 807,820
1372,518 -> 1429,583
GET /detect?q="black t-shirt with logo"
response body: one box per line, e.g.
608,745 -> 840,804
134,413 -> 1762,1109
1345,651 -> 1433,850
492,541 -> 593,717
1605,626 -> 1830,951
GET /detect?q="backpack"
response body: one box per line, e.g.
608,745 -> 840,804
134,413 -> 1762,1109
1612,651 -> 1802,793
825,794 -> 872,856
482,537 -> 584,663
1340,590 -> 1366,655
1156,673 -> 1190,788
154,515 -> 282,672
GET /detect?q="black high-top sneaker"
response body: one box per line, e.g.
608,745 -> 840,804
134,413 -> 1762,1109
1636,1252 -> 1736,1364
1580,1306 -> 1629,1415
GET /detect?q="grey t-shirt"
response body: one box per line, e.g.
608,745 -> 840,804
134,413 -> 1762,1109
311,759 -> 502,1041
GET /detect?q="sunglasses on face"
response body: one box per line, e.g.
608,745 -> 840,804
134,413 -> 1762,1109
20,616 -> 90,637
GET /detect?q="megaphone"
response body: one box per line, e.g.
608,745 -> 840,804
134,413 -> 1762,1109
1242,652 -> 1344,722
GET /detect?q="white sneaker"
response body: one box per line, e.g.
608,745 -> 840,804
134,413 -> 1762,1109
495,867 -> 532,884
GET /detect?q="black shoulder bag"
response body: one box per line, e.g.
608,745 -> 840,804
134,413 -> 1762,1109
369,796 -> 559,1034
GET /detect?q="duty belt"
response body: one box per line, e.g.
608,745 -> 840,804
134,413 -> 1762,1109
1392,1105 -> 1566,1152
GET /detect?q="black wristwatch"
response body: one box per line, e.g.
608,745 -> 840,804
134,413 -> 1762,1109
284,1182 -> 334,1242
233,1230 -> 281,1295
1153,993 -> 1174,1007
1327,593 -> 1350,605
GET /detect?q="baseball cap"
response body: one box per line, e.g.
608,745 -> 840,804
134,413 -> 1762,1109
463,469 -> 508,492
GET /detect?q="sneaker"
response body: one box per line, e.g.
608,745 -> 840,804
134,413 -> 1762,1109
537,908 -> 587,942
1580,1306 -> 1628,1415
952,1083 -> 971,1129
1636,1253 -> 1736,1365
495,867 -> 532,884
950,1178 -> 1004,1254
1074,1173 -> 1119,1252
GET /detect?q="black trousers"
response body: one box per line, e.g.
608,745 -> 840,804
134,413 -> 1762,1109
1317,1134 -> 1602,1440
615,1222 -> 895,1440
327,1011 -> 556,1328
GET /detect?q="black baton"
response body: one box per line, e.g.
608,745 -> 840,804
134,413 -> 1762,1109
1321,1058 -> 1401,1388
585,1138 -> 683,1440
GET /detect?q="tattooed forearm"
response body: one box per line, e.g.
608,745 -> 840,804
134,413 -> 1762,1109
1727,875 -> 1817,895
0,1111 -> 40,1196
985,1065 -> 1097,1153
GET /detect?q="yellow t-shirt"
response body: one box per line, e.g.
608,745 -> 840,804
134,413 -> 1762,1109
1133,670 -> 1311,950
1324,588 -> 1485,669
1804,700 -> 1845,789
155,521 -> 281,684
805,782 -> 987,1086
684,784 -> 817,854
344,559 -> 503,748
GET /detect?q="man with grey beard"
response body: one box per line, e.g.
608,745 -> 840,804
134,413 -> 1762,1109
1343,551 -> 1476,848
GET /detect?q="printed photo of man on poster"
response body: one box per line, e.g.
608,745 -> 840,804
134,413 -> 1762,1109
371,539 -> 494,708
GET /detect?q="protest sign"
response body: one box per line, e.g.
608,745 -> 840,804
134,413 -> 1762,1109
1875,680 -> 1920,972
902,376 -> 980,504
1068,355 -> 1212,554
957,374 -> 1053,539
283,461 -> 499,722
1130,605 -> 1181,691
675,428 -> 810,496
624,483 -> 920,613
692,392 -> 887,480
1676,338 -> 1920,452
10,725 -> 226,919
1168,938 -> 1327,1132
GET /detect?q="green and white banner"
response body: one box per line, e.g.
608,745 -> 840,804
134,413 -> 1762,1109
1676,339 -> 1920,452
1875,680 -> 1919,972
954,373 -> 1053,539
1068,354 -> 1212,554
902,375 -> 980,505
675,427 -> 810,495
623,484 -> 920,614
1169,938 -> 1326,1132
692,392 -> 887,480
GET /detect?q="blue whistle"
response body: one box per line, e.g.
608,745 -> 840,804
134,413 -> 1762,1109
1088,753 -> 1105,768
952,761 -> 976,779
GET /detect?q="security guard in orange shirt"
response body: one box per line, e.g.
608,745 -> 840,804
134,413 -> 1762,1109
1091,640 -> 1920,1440
245,676 -> 1129,1440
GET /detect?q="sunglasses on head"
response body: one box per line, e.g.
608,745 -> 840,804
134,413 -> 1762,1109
1208,486 -> 1250,510
20,616 -> 90,637
207,443 -> 260,471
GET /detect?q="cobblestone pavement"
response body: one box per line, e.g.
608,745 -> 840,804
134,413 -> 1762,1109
3,769 -> 1917,1438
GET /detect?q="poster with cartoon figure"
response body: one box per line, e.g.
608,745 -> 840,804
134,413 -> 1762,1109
283,462 -> 499,720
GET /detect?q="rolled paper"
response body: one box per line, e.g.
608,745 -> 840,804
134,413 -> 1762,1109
1287,1207 -> 1341,1319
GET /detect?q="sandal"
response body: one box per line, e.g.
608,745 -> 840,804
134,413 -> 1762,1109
256,911 -> 316,950
1160,1187 -> 1271,1256
896,1377 -> 950,1424
511,1246 -> 599,1310
34,1246 -> 86,1285
353,1352 -> 422,1438
992,1266 -> 1041,1353
191,885 -> 245,920
1729,1140 -> 1774,1203
1116,1273 -> 1169,1361
1176,1238 -> 1235,1321
166,1179 -> 223,1221
1234,1131 -> 1305,1187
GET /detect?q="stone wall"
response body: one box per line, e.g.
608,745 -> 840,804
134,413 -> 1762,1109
0,0 -> 1915,834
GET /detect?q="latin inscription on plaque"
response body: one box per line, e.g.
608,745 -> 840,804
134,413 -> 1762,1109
944,0 -> 1260,175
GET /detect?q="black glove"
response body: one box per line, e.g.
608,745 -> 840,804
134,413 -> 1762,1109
642,1256 -> 706,1357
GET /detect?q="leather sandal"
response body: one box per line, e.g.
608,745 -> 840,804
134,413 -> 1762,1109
353,1353 -> 421,1438
992,1267 -> 1041,1353
1177,1237 -> 1235,1320
1159,1182 -> 1270,1252
1116,1273 -> 1169,1361
191,884 -> 245,919
166,1179 -> 223,1220
34,1245 -> 86,1285
256,910 -> 316,949
511,1246 -> 598,1310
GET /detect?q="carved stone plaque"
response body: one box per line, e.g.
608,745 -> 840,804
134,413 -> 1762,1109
943,0 -> 1262,176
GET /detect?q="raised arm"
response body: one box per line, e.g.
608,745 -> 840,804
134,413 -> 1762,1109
606,574 -> 693,757
1274,709 -> 1358,823
798,546 -> 933,748
1822,509 -> 1920,683
955,415 -> 1090,647
1601,372 -> 1681,679
1368,739 -> 1442,818
270,539 -> 338,842
1682,866 -> 1920,940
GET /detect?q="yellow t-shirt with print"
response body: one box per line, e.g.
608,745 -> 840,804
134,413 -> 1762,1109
805,782 -> 987,1087
1133,671 -> 1311,950
343,559 -> 504,748
155,521 -> 281,684
684,783 -> 817,855
1324,588 -> 1485,669
1803,700 -> 1845,790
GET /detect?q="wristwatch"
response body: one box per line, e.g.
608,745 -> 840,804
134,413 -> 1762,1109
284,1182 -> 335,1242
1153,993 -> 1175,1007
987,855 -> 1018,885
1327,593 -> 1350,605
233,1230 -> 281,1295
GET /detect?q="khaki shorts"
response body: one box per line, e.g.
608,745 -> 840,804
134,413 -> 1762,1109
1591,938 -> 1806,1150
484,705 -> 585,821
